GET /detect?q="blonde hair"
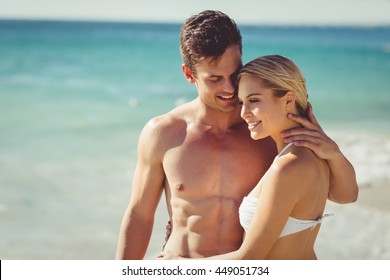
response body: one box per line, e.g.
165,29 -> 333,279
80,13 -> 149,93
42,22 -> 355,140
238,55 -> 309,116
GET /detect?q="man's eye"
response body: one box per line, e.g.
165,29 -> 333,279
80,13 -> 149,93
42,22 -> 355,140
209,77 -> 220,82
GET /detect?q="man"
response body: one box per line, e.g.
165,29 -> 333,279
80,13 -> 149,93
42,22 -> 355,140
115,10 -> 358,259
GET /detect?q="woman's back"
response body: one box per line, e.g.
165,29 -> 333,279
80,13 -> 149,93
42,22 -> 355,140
241,144 -> 330,259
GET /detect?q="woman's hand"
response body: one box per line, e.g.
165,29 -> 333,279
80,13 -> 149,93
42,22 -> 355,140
281,104 -> 340,160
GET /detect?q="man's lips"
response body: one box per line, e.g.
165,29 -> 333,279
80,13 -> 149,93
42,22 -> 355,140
217,94 -> 235,101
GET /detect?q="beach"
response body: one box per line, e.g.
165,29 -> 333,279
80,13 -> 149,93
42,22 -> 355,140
313,131 -> 390,260
0,20 -> 389,260
315,184 -> 390,260
1,112 -> 388,260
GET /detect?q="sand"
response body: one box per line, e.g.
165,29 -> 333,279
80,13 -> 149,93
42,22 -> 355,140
356,182 -> 390,212
315,181 -> 390,260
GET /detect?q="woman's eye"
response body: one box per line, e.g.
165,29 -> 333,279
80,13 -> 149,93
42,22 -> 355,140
238,100 -> 243,106
249,98 -> 258,103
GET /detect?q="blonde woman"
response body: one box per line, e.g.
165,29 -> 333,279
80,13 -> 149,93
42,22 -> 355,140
232,55 -> 331,259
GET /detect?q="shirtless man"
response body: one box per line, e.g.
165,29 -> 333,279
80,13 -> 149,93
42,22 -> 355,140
115,10 -> 358,260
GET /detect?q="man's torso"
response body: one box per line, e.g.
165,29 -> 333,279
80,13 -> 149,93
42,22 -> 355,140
159,104 -> 276,257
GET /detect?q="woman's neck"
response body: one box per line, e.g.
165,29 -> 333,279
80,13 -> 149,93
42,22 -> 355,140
271,120 -> 302,153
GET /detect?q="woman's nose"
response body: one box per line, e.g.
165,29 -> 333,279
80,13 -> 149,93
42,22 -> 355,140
240,104 -> 251,120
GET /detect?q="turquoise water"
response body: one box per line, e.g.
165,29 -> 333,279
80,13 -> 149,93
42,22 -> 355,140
1,21 -> 389,134
0,20 -> 389,259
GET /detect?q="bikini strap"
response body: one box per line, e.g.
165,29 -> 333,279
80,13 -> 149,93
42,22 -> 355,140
276,142 -> 295,158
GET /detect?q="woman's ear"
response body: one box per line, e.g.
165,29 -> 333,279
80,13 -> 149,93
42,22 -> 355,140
285,91 -> 297,110
182,64 -> 195,84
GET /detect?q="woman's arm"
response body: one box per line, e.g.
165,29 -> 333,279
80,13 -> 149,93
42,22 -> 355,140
160,156 -> 304,260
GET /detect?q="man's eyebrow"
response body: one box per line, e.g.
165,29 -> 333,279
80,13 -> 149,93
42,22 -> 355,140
206,73 -> 222,78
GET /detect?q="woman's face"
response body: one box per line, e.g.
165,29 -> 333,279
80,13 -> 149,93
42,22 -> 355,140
238,75 -> 287,140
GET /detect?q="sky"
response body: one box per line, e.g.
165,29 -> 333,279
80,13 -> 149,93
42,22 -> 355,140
0,0 -> 390,26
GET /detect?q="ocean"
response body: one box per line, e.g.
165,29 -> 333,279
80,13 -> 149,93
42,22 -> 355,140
0,20 -> 389,259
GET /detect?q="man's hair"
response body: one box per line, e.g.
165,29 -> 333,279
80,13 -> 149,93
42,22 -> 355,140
180,10 -> 242,75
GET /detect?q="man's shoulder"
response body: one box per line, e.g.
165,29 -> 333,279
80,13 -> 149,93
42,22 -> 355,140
146,106 -> 189,132
140,103 -> 192,143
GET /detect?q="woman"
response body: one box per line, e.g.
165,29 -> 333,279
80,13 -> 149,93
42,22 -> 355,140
165,54 -> 332,260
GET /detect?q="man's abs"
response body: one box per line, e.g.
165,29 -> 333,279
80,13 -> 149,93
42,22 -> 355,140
162,196 -> 244,257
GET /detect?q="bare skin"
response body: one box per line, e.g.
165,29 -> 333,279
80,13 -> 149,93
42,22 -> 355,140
282,108 -> 359,203
202,75 -> 331,259
115,45 -> 358,260
161,68 -> 331,260
159,101 -> 275,257
116,45 -> 276,259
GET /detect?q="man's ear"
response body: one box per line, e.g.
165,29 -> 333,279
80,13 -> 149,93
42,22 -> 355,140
182,64 -> 195,84
285,91 -> 296,110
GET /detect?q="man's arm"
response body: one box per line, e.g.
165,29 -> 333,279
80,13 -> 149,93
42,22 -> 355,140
281,105 -> 358,203
115,119 -> 166,259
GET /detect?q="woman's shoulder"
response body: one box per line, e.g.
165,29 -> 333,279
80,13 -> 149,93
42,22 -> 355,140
278,144 -> 324,167
270,146 -> 324,189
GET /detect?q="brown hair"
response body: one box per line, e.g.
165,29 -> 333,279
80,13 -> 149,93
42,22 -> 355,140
180,10 -> 242,75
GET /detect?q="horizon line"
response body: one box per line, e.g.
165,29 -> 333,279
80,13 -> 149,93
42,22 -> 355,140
1,16 -> 390,29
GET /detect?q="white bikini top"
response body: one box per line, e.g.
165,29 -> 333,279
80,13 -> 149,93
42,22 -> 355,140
239,142 -> 332,238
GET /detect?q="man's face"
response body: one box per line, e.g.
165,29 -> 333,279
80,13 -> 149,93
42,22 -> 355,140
191,45 -> 242,113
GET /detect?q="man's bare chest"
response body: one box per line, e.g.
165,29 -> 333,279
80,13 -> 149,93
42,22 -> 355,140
162,135 -> 266,198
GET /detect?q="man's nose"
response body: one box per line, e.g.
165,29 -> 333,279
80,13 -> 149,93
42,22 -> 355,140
223,78 -> 235,93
